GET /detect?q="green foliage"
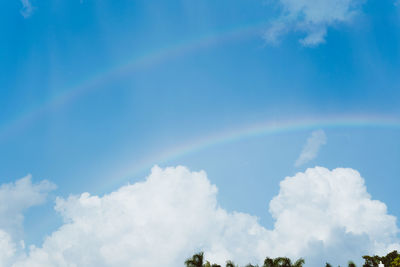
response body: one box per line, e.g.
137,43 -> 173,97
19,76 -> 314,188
262,257 -> 276,267
293,258 -> 305,267
362,255 -> 380,267
185,253 -> 222,267
204,262 -> 221,267
185,250 -> 400,267
261,257 -> 304,267
280,257 -> 293,267
185,252 -> 204,267
263,257 -> 279,267
391,256 -> 400,267
363,250 -> 399,267
385,251 -> 400,267
226,260 -> 238,267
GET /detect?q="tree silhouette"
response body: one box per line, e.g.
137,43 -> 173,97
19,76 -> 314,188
185,252 -> 205,267
226,260 -> 238,267
292,258 -> 305,267
384,251 -> 400,267
184,250 -> 400,267
204,261 -> 222,267
262,257 -> 304,267
363,251 -> 400,267
362,255 -> 380,267
263,257 -> 283,267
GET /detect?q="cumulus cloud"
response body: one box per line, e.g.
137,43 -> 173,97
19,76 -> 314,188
0,175 -> 56,237
295,129 -> 327,167
20,0 -> 34,18
0,230 -> 16,267
268,167 -> 400,265
0,175 -> 56,265
265,0 -> 365,46
7,166 -> 399,267
14,166 -> 259,267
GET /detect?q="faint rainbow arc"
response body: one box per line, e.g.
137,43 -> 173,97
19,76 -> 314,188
0,22 -> 266,142
101,114 -> 400,191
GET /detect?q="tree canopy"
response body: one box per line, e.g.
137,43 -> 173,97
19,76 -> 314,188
362,250 -> 399,267
185,253 -> 304,267
185,250 -> 400,267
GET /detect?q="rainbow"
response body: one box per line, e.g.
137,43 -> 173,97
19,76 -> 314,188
2,21 -> 400,193
101,114 -> 400,191
0,21 -> 266,142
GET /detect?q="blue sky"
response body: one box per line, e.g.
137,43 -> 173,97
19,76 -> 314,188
1,0 -> 400,266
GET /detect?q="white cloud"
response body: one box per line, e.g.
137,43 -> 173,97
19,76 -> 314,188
268,167 -> 400,265
0,175 -> 56,266
14,166 -> 253,267
7,166 -> 399,267
20,0 -> 34,18
0,175 -> 56,238
265,0 -> 365,46
295,129 -> 327,167
0,230 -> 16,267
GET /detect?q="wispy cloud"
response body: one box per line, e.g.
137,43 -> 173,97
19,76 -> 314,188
265,0 -> 365,46
295,129 -> 327,167
20,0 -> 34,18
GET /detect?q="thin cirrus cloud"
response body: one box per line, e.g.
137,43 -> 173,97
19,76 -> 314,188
295,129 -> 327,167
20,0 -> 34,18
0,166 -> 399,266
265,0 -> 366,46
17,0 -> 366,45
